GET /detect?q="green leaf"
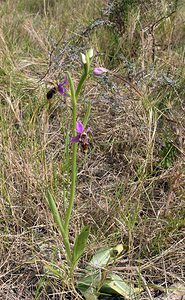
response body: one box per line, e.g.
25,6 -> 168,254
66,71 -> 76,106
82,287 -> 98,300
86,244 -> 124,271
44,263 -> 64,279
88,248 -> 111,269
45,190 -> 65,237
77,272 -> 100,300
45,191 -> 72,262
102,273 -> 139,300
72,226 -> 90,268
77,245 -> 141,300
83,101 -> 91,128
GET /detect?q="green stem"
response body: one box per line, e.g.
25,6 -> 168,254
64,73 -> 77,236
64,66 -> 90,254
64,141 -> 77,236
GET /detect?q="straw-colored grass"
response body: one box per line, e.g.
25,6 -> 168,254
0,0 -> 184,299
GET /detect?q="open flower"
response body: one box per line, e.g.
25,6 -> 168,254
71,121 -> 91,153
57,77 -> 67,96
93,67 -> 108,75
71,121 -> 90,144
46,78 -> 68,100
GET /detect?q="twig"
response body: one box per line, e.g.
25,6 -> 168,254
112,73 -> 143,98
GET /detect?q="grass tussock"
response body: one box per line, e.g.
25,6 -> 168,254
0,0 -> 184,299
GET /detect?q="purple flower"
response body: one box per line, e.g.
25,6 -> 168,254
57,77 -> 67,96
71,121 -> 91,152
93,67 -> 108,75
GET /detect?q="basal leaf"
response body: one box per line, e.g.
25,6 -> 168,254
72,225 -> 90,268
87,247 -> 112,270
102,273 -> 139,300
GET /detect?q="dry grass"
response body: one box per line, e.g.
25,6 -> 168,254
0,0 -> 185,299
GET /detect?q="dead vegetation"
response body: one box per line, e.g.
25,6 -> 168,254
0,0 -> 184,299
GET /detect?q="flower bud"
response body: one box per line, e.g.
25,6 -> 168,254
80,53 -> 87,64
87,48 -> 93,58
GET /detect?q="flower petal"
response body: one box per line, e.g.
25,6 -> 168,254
86,127 -> 91,133
76,121 -> 84,134
71,134 -> 81,144
62,77 -> 67,85
58,84 -> 65,95
93,67 -> 108,75
57,77 -> 67,95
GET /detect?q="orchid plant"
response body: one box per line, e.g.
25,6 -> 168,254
44,52 -> 139,299
46,48 -> 95,276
